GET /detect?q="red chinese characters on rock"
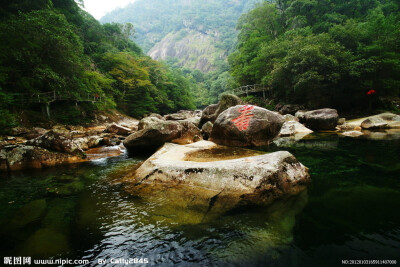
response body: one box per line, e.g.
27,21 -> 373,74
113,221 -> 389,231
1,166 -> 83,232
231,105 -> 255,131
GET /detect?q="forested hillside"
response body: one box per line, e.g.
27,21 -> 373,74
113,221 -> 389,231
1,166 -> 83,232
101,0 -> 260,104
0,0 -> 197,131
229,0 -> 400,110
101,0 -> 259,55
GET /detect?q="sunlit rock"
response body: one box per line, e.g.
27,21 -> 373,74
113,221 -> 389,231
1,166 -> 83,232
26,131 -> 85,155
361,117 -> 388,129
279,121 -> 313,137
0,145 -> 85,171
105,123 -> 132,136
341,131 -> 364,137
122,141 -> 310,223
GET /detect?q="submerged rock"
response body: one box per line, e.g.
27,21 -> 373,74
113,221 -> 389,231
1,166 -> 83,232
10,199 -> 47,229
210,105 -> 284,147
122,141 -> 310,221
18,228 -> 70,258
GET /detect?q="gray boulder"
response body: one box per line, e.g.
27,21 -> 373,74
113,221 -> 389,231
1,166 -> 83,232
210,105 -> 284,147
201,121 -> 213,140
172,121 -> 203,144
199,94 -> 242,127
26,131 -> 85,155
361,117 -> 388,129
138,116 -> 165,130
123,120 -> 184,150
279,121 -> 313,137
105,123 -> 131,136
302,108 -> 339,131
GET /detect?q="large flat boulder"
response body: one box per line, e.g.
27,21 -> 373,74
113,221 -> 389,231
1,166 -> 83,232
122,141 -> 310,221
341,113 -> 400,131
210,105 -> 284,147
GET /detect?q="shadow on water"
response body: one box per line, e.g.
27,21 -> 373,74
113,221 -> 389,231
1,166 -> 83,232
0,133 -> 399,266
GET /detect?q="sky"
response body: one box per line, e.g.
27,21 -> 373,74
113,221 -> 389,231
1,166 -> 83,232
83,0 -> 137,20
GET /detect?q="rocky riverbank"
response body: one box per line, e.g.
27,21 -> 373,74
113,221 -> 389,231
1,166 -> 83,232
0,111 -> 139,172
2,96 -> 400,173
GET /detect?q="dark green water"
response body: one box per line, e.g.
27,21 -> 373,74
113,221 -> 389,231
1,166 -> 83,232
0,134 -> 399,266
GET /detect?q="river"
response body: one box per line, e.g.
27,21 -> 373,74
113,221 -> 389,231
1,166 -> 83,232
0,133 -> 399,266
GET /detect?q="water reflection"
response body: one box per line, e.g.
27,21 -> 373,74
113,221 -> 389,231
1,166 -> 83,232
0,133 -> 400,266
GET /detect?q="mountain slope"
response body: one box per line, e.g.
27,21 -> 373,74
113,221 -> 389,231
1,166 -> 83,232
101,0 -> 260,72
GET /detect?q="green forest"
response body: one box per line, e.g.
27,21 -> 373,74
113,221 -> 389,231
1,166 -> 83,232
0,0 -> 197,130
102,0 -> 261,105
229,0 -> 400,109
0,0 -> 399,131
101,0 -> 260,53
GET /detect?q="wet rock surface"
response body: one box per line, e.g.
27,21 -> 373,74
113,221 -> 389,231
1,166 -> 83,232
0,145 -> 85,171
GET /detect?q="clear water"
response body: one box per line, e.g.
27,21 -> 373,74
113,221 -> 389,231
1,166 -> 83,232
0,134 -> 399,266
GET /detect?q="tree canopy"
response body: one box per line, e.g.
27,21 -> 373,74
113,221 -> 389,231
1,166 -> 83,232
229,0 -> 400,109
0,0 -> 197,128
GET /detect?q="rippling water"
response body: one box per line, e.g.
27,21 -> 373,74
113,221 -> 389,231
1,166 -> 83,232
0,134 -> 400,266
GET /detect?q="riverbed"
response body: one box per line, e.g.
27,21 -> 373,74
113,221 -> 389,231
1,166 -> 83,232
0,133 -> 399,266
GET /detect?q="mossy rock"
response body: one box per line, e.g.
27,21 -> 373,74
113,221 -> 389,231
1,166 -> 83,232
54,175 -> 79,183
42,198 -> 76,232
18,228 -> 70,258
217,94 -> 242,112
10,199 -> 47,229
47,180 -> 85,196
